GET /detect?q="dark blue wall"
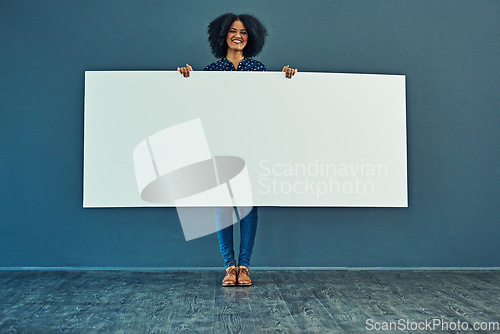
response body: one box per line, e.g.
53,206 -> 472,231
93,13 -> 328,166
1,0 -> 499,268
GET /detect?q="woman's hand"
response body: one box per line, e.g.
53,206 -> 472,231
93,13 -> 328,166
177,64 -> 193,78
282,65 -> 298,79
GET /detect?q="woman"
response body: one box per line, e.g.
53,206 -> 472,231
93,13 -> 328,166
178,13 -> 297,286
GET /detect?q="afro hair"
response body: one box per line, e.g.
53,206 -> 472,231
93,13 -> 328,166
207,13 -> 267,58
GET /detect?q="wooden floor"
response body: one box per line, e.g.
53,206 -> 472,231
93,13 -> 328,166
0,270 -> 498,333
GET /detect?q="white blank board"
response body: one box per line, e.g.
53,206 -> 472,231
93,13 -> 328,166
84,71 -> 407,207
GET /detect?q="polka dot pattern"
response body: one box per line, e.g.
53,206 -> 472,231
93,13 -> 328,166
204,58 -> 266,72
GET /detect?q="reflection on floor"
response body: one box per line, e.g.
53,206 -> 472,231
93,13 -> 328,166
0,270 -> 499,333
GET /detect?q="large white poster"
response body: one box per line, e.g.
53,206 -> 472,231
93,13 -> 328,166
84,71 -> 407,208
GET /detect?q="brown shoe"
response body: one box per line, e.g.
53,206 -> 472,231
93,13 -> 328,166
237,266 -> 252,286
222,266 -> 237,286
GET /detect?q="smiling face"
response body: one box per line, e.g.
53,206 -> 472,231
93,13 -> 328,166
226,20 -> 248,53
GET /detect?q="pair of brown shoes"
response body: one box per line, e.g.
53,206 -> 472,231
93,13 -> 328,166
222,266 -> 252,286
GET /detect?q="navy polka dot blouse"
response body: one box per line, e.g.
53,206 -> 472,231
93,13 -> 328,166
204,58 -> 266,71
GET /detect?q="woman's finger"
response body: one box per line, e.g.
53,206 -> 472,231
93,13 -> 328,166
282,65 -> 289,72
178,67 -> 186,77
178,65 -> 192,77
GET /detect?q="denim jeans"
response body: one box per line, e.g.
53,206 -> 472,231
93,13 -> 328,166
216,206 -> 258,268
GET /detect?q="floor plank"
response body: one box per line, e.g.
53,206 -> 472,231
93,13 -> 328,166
0,270 -> 498,333
247,271 -> 300,333
271,271 -> 342,332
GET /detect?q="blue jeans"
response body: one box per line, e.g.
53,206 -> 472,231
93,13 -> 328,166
216,206 -> 258,268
